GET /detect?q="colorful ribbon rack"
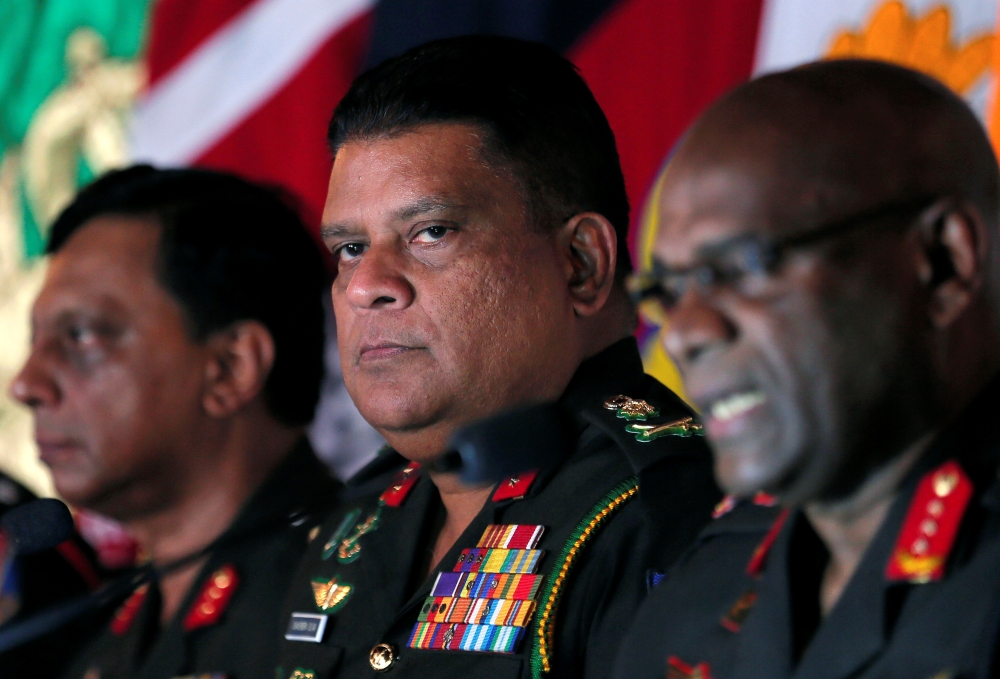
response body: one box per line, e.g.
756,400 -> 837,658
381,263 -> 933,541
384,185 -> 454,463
408,524 -> 545,653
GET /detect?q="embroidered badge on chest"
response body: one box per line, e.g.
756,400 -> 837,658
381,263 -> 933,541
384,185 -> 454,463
324,462 -> 422,565
719,589 -> 757,633
407,524 -> 545,653
311,576 -> 353,612
335,508 -> 382,564
321,508 -> 361,561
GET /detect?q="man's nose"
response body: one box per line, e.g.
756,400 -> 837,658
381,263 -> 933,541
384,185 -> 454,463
9,345 -> 60,410
344,243 -> 416,311
661,288 -> 737,368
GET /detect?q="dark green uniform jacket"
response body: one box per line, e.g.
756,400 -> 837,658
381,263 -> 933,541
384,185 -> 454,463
275,337 -> 721,679
61,440 -> 342,679
614,374 -> 1000,679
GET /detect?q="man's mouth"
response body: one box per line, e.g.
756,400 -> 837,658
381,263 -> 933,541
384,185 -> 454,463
708,390 -> 767,423
359,342 -> 415,361
35,436 -> 84,466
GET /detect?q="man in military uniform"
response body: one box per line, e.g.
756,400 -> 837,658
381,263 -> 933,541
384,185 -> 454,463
614,60 -> 1000,678
9,166 -> 341,678
275,37 -> 719,679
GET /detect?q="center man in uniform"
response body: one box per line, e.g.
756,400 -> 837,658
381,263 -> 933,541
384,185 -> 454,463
276,37 -> 720,679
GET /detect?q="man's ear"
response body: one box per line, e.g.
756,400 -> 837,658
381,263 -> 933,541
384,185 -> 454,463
558,212 -> 617,317
915,200 -> 987,329
202,321 -> 276,418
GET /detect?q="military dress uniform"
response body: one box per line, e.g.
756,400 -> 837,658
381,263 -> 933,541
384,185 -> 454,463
60,441 -> 342,679
614,375 -> 1000,679
275,337 -> 721,679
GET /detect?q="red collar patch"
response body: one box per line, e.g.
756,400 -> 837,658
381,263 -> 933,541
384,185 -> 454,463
183,564 -> 239,631
712,491 -> 779,519
491,470 -> 539,502
746,508 -> 790,577
886,460 -> 973,583
379,462 -> 421,507
752,491 -> 778,507
668,656 -> 714,679
110,584 -> 148,635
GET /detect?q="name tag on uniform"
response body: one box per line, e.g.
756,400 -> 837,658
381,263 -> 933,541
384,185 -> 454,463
285,612 -> 328,642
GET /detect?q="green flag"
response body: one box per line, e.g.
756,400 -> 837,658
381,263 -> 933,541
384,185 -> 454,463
0,0 -> 148,257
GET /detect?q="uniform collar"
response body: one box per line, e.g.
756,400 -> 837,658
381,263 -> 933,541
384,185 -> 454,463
558,336 -> 647,421
349,337 -> 698,509
563,337 -> 702,474
223,437 -> 342,539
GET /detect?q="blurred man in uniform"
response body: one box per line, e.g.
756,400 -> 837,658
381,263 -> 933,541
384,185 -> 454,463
614,59 -> 1000,678
275,37 -> 720,679
9,166 -> 341,678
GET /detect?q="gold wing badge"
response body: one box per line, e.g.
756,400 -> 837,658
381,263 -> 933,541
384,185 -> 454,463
311,576 -> 353,613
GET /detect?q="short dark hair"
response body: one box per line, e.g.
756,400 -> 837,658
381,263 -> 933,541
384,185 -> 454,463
329,35 -> 632,277
47,165 -> 327,427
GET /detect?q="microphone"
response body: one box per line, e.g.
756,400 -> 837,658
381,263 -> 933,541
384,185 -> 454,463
1,499 -> 76,556
435,402 -> 574,484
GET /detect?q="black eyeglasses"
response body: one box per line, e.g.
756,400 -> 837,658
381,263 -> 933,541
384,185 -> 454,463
627,196 -> 938,325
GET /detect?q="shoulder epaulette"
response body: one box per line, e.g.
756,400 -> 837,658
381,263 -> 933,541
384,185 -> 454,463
886,459 -> 973,583
110,583 -> 148,635
604,395 -> 705,443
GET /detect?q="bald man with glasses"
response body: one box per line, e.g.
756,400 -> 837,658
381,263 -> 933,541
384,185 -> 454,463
616,59 -> 1000,679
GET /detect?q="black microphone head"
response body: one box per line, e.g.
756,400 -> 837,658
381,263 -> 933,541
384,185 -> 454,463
448,402 -> 572,484
1,498 -> 75,555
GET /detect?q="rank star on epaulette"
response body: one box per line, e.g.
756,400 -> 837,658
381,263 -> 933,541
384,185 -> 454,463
311,576 -> 353,612
886,460 -> 973,583
379,462 -> 421,507
183,565 -> 239,631
492,470 -> 538,501
604,395 -> 659,421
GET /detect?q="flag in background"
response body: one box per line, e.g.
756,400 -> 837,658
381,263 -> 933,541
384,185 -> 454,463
2,0 -> 1000,505
634,0 -> 1000,391
0,0 -> 149,497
